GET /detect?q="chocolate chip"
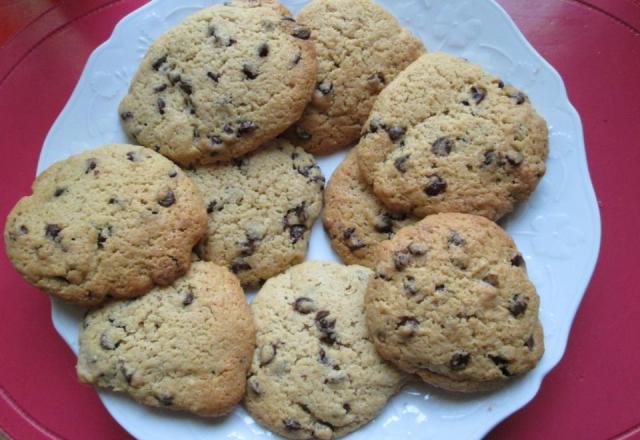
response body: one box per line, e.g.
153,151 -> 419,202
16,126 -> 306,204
470,86 -> 487,104
242,64 -> 259,80
45,224 -> 62,240
393,251 -> 410,271
342,227 -> 366,251
248,376 -> 261,395
403,276 -> 418,295
179,81 -> 193,95
223,123 -> 234,134
108,198 -> 118,205
154,84 -> 167,93
295,126 -> 312,140
227,38 -> 237,46
168,72 -> 181,85
483,274 -> 499,287
524,334 -> 535,350
169,170 -> 178,178
292,52 -> 302,65
152,54 -> 167,71
182,291 -> 194,306
318,347 -> 330,366
126,151 -> 137,162
396,316 -> 419,337
237,120 -> 257,136
461,100 -> 470,106
97,226 -> 111,249
207,71 -> 221,82
435,284 -> 446,291
315,310 -> 337,345
258,42 -> 269,57
154,394 -> 173,406
394,155 -> 410,173
408,243 -> 427,256
448,231 -> 466,246
432,137 -> 454,156
511,254 -> 525,267
120,365 -> 133,384
317,79 -> 333,95
489,354 -> 511,376
387,126 -> 406,141
374,213 -> 394,234
292,27 -> 310,39
20,225 -> 29,234
510,92 -> 527,105
506,150 -> 524,166
158,191 -> 175,207
259,343 -> 277,366
368,119 -> 386,133
508,294 -> 528,317
100,334 -> 118,350
498,80 -> 505,89
424,175 -> 447,196
375,269 -> 390,280
85,158 -> 97,174
483,150 -> 499,166
449,351 -> 470,370
283,419 -> 301,431
368,72 -> 386,84
157,98 -> 166,115
120,111 -> 133,120
206,201 -> 217,214
231,260 -> 251,273
343,403 -> 351,413
53,188 -> 66,197
293,297 -> 316,314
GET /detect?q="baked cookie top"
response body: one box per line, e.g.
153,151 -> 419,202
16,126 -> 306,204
365,213 -> 544,392
323,150 -> 417,268
119,0 -> 317,166
77,261 -> 255,417
285,0 -> 424,155
187,139 -> 324,287
4,144 -> 207,305
356,52 -> 548,220
245,261 -> 405,439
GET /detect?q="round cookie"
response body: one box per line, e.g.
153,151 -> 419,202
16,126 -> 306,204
245,261 -> 405,440
4,144 -> 207,306
76,261 -> 256,417
187,139 -> 324,287
356,52 -> 548,220
323,150 -> 418,268
365,213 -> 544,392
285,0 -> 425,155
119,0 -> 317,166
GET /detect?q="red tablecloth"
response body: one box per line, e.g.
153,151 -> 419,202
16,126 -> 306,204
1,1 -> 639,439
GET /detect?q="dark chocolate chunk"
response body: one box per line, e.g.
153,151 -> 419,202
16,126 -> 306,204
207,71 -> 221,82
396,316 -> 419,337
317,79 -> 333,95
154,394 -> 173,406
393,251 -> 410,271
483,150 -> 498,166
295,126 -> 312,140
294,297 -> 315,314
461,100 -> 470,106
207,201 -> 217,214
368,118 -> 386,133
318,347 -> 330,366
488,354 -> 512,376
394,154 -> 410,173
368,72 -> 386,84
387,126 -> 406,141
237,120 -> 257,136
510,92 -> 527,105
498,80 -> 505,89
85,158 -> 97,174
449,351 -> 470,370
54,188 -> 66,197
292,27 -> 311,39
179,81 -> 193,95
448,231 -> 466,246
209,134 -> 223,145
315,310 -> 337,345
157,98 -> 166,115
258,42 -> 269,57
342,227 -> 366,251
182,291 -> 194,306
435,284 -> 446,291
242,64 -> 259,80
152,54 -> 167,71
223,123 -> 234,134
511,254 -> 525,267
169,170 -> 178,178
374,213 -> 394,234
126,151 -> 137,162
403,276 -> 418,295
431,137 -> 454,156
45,224 -> 62,240
424,175 -> 447,196
108,198 -> 118,205
97,226 -> 111,249
20,225 -> 29,234
283,419 -> 301,431
120,111 -> 133,120
158,191 -> 175,207
343,403 -> 351,413
231,260 -> 251,273
154,84 -> 167,93
508,294 -> 528,317
470,86 -> 487,104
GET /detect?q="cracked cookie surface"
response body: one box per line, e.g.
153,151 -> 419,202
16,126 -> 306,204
187,139 -> 324,287
323,150 -> 418,268
365,213 -> 544,392
356,52 -> 548,220
284,0 -> 424,155
4,144 -> 207,305
245,261 -> 405,439
119,0 -> 317,166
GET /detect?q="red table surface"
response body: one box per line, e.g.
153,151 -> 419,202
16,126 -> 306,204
1,0 -> 639,439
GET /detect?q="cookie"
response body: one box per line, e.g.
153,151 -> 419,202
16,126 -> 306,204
323,150 -> 418,268
365,213 -> 544,392
285,0 -> 424,155
119,0 -> 317,166
356,52 -> 548,220
4,144 -> 207,306
245,261 -> 405,439
187,139 -> 324,287
77,261 -> 255,417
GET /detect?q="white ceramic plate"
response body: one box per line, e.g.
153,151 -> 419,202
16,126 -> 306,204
42,0 -> 601,438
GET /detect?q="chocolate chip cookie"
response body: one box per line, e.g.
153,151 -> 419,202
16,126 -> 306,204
285,0 -> 424,155
119,0 -> 317,166
365,213 -> 544,392
77,261 -> 255,416
187,139 -> 324,287
4,144 -> 207,305
245,261 -> 405,439
323,150 -> 418,268
356,52 -> 548,220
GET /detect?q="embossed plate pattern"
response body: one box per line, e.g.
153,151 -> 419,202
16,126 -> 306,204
43,0 -> 601,439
